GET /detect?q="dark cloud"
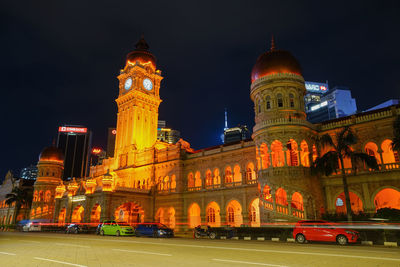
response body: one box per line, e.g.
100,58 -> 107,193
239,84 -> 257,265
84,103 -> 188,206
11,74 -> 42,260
1,0 -> 400,178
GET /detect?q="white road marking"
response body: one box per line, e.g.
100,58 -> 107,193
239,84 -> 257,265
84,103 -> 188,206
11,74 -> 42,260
14,234 -> 400,262
18,240 -> 41,244
34,257 -> 87,267
113,248 -> 172,256
88,239 -> 400,262
0,251 -> 16,256
213,258 -> 288,267
55,242 -> 91,248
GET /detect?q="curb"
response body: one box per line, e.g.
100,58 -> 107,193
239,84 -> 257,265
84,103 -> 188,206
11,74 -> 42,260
361,241 -> 373,246
384,242 -> 398,247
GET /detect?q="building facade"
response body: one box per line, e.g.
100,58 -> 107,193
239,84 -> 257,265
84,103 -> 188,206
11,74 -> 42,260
26,37 -> 400,231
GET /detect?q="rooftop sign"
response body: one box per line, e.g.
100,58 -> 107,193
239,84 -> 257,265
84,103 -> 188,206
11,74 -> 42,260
305,81 -> 329,93
58,126 -> 87,133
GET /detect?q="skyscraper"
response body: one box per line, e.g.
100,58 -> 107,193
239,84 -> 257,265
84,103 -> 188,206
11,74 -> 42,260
57,126 -> 92,180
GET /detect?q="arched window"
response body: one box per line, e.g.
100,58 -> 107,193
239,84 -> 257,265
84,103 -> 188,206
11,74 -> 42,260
164,176 -> 170,190
289,93 -> 295,108
227,207 -> 234,223
206,202 -> 221,227
213,168 -> 220,185
188,173 -> 194,188
260,143 -> 270,169
381,139 -> 398,164
266,96 -> 271,109
205,170 -> 213,186
365,142 -> 381,164
277,93 -> 283,108
286,139 -> 299,166
257,99 -> 262,113
170,175 -> 176,190
194,171 -> 202,187
249,198 -> 260,227
188,203 -> 201,228
225,166 -> 233,184
233,165 -> 242,183
207,208 -> 215,223
271,140 -> 285,167
246,162 -> 256,181
300,140 -> 310,167
38,191 -> 44,202
226,200 -> 243,227
275,188 -> 288,206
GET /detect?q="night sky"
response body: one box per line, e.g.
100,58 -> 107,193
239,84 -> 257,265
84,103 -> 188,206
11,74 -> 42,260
1,1 -> 400,179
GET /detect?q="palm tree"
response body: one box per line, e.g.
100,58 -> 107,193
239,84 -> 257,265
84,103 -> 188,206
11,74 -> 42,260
312,126 -> 379,221
5,187 -> 32,224
392,115 -> 400,153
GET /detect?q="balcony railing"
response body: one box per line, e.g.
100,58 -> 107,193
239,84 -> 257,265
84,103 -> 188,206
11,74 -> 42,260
329,163 -> 400,177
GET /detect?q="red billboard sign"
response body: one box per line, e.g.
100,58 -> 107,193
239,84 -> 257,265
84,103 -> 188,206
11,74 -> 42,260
58,126 -> 87,133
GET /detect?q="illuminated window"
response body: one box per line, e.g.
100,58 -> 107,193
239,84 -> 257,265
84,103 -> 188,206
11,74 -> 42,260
266,96 -> 271,109
188,173 -> 194,188
207,208 -> 215,223
289,93 -> 295,107
271,140 -> 284,167
277,93 -> 283,108
257,99 -> 262,113
286,139 -> 299,166
225,166 -> 233,184
227,207 -> 234,223
275,188 -> 288,206
188,203 -> 201,228
206,170 -> 213,186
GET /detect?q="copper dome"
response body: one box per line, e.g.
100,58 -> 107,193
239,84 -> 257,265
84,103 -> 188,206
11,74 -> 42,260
39,146 -> 64,162
126,36 -> 156,69
251,39 -> 302,82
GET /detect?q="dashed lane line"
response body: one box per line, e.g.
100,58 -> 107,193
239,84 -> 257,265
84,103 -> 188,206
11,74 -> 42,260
34,257 -> 87,267
213,258 -> 288,267
55,242 -> 91,248
0,251 -> 16,256
113,248 -> 172,256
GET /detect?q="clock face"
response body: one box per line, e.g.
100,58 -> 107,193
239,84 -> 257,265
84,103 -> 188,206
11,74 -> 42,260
143,78 -> 153,91
124,77 -> 132,90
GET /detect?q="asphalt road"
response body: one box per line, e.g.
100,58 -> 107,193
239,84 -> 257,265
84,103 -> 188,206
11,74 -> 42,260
0,232 -> 399,267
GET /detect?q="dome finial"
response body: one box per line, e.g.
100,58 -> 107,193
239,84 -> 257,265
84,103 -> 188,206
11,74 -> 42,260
135,34 -> 149,51
270,34 -> 275,51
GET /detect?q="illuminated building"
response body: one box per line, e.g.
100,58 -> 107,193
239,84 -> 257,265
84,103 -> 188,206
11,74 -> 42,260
57,125 -> 92,180
19,36 -> 399,231
157,121 -> 180,144
306,87 -> 357,123
223,125 -> 249,144
20,164 -> 38,180
365,99 -> 399,112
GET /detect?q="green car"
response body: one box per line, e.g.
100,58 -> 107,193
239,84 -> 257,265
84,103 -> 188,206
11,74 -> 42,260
99,220 -> 135,236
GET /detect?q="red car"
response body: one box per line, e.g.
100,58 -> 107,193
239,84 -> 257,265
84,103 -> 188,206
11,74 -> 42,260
293,220 -> 359,245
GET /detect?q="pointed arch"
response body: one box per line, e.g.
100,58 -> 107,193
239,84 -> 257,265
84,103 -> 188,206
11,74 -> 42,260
188,203 -> 201,228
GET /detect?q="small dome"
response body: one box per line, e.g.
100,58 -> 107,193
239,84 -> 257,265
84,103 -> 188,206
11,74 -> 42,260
126,35 -> 156,69
251,37 -> 302,82
39,146 -> 64,162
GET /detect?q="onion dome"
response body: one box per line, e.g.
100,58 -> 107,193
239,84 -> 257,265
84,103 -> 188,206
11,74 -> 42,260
126,35 -> 156,69
39,146 -> 64,163
251,36 -> 302,82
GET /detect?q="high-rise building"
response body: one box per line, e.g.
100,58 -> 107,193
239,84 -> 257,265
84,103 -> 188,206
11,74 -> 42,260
20,164 -> 38,180
106,128 -> 116,158
224,125 -> 249,144
157,120 -> 180,144
305,84 -> 357,123
57,126 -> 92,180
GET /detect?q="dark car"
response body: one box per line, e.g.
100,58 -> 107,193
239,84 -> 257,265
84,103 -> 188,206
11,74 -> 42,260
293,220 -> 359,245
135,223 -> 174,238
65,224 -> 83,234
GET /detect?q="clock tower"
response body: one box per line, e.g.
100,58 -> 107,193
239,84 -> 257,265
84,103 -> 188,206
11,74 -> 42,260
114,36 -> 163,166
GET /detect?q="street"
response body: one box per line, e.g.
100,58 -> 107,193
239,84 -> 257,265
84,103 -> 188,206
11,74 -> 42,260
0,232 -> 399,267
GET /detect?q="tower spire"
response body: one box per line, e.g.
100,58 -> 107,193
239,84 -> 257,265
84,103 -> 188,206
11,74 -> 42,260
224,108 -> 228,131
270,34 -> 275,51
